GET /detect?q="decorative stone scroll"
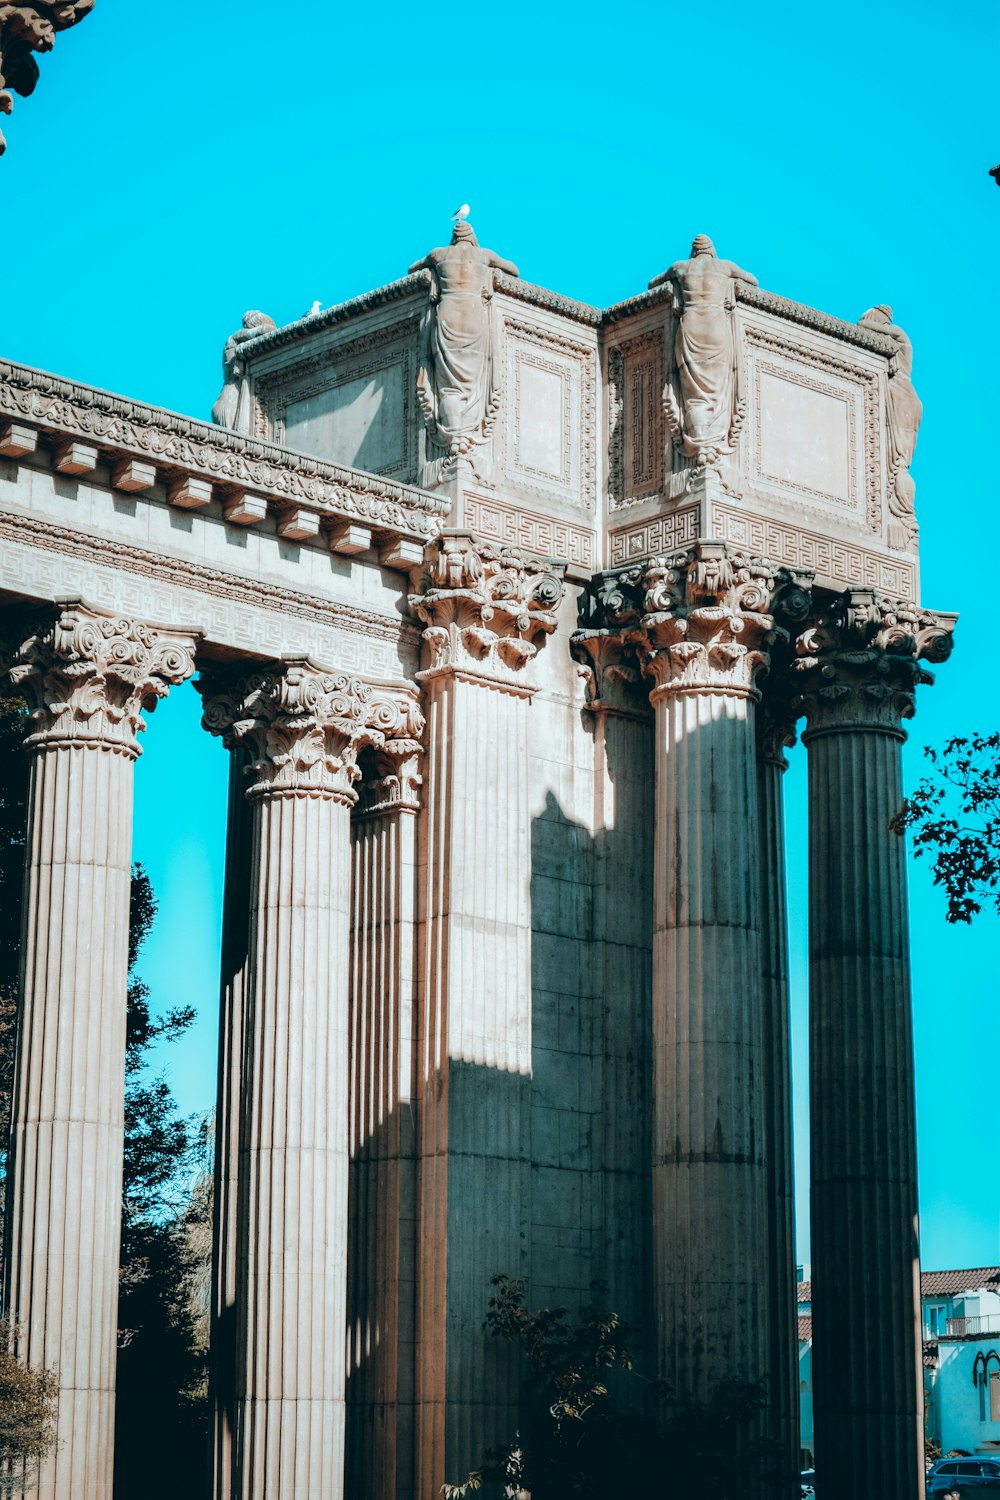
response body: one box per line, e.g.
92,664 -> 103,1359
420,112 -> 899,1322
792,589 -> 954,734
0,1 -> 93,155
5,600 -> 196,756
198,661 -> 413,804
353,689 -> 424,816
650,236 -> 758,470
409,532 -> 564,688
409,221 -> 520,486
634,542 -> 810,699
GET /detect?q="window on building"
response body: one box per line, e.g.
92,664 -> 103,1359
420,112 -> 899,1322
973,1351 -> 1000,1421
991,1369 -> 1000,1423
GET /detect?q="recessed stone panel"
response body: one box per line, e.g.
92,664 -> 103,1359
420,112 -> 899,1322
757,368 -> 852,505
284,359 -> 407,474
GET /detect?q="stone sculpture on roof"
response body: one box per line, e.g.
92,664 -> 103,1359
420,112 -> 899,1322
859,303 -> 922,550
211,310 -> 277,432
651,233 -> 757,469
0,1 -> 93,154
409,217 -> 519,487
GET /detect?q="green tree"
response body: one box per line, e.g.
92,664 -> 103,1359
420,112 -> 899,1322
444,1275 -> 780,1500
892,733 -> 1000,923
0,1322 -> 57,1494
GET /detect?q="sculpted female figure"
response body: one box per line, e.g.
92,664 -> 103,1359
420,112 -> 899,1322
859,304 -> 922,549
211,310 -> 276,432
651,234 -> 757,466
409,220 -> 519,480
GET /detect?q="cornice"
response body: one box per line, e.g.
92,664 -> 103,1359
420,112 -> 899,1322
492,272 -> 602,327
0,358 -> 449,541
733,283 -> 896,357
240,273 -> 433,360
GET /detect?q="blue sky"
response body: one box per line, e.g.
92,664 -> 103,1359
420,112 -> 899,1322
1,0 -> 997,1271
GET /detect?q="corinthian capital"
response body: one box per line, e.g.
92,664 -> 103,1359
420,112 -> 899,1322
199,660 -> 394,804
409,532 -> 565,689
354,687 -> 425,816
792,589 -> 955,736
633,542 -> 811,700
4,601 -> 197,757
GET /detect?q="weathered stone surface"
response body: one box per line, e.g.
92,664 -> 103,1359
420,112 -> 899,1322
0,1 -> 93,155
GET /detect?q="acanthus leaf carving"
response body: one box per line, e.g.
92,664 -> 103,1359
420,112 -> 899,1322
410,533 -> 565,689
792,588 -> 955,735
4,601 -> 197,757
198,660 -> 396,804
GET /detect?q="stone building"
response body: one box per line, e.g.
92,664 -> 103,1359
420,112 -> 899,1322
0,221 -> 953,1500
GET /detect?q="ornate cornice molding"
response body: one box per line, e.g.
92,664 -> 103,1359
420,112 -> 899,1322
409,533 -> 565,691
0,358 -> 448,541
198,661 -> 412,804
793,589 -> 955,738
634,543 -> 812,701
4,600 -> 196,757
734,283 -> 897,358
493,272 -> 602,327
239,273 -> 432,361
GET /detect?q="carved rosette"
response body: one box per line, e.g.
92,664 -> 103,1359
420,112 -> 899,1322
409,533 -> 565,690
633,543 -> 805,702
792,590 -> 954,738
353,689 -> 425,817
5,602 -> 196,757
199,660 -> 403,805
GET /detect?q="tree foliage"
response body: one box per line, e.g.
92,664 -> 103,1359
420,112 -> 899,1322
892,733 -> 1000,923
0,1321 -> 58,1493
443,1275 -> 781,1500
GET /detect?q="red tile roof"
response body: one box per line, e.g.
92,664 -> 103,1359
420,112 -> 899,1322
798,1316 -> 812,1343
797,1268 -> 1000,1304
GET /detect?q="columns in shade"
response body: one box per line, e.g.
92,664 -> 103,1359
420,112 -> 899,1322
2,602 -> 195,1500
634,546 -> 773,1411
345,717 -> 423,1500
755,688 -> 800,1477
408,534 -> 564,1496
794,591 -> 954,1500
209,747 -> 252,1500
200,661 -> 413,1500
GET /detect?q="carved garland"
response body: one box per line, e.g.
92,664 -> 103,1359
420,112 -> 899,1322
741,325 -> 882,535
501,317 -> 598,514
607,328 -> 665,511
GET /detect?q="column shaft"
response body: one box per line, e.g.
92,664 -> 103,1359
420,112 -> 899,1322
346,799 -> 419,1500
756,743 -> 799,1473
652,687 -> 768,1399
806,722 -> 922,1498
211,750 -> 252,1500
4,742 -> 132,1500
234,789 -> 351,1497
415,674 -> 532,1494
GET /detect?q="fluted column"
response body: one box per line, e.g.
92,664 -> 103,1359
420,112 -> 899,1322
210,747 -> 252,1500
1,603 -> 196,1500
629,544 -> 810,1437
346,714 -> 423,1500
408,534 -> 564,1495
755,689 -> 800,1478
200,662 -> 405,1500
794,592 -> 953,1500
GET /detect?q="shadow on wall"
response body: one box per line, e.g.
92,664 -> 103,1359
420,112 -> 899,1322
342,709 -> 655,1496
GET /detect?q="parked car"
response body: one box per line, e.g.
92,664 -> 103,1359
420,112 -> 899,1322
927,1457 -> 1000,1495
799,1469 -> 815,1497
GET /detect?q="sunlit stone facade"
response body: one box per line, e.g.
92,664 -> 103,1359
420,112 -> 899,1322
0,226 -> 953,1500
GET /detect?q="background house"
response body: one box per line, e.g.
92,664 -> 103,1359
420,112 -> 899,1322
798,1267 -> 1000,1467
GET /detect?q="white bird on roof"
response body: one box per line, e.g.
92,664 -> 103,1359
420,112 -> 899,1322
452,203 -> 471,222
308,299 -> 322,316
